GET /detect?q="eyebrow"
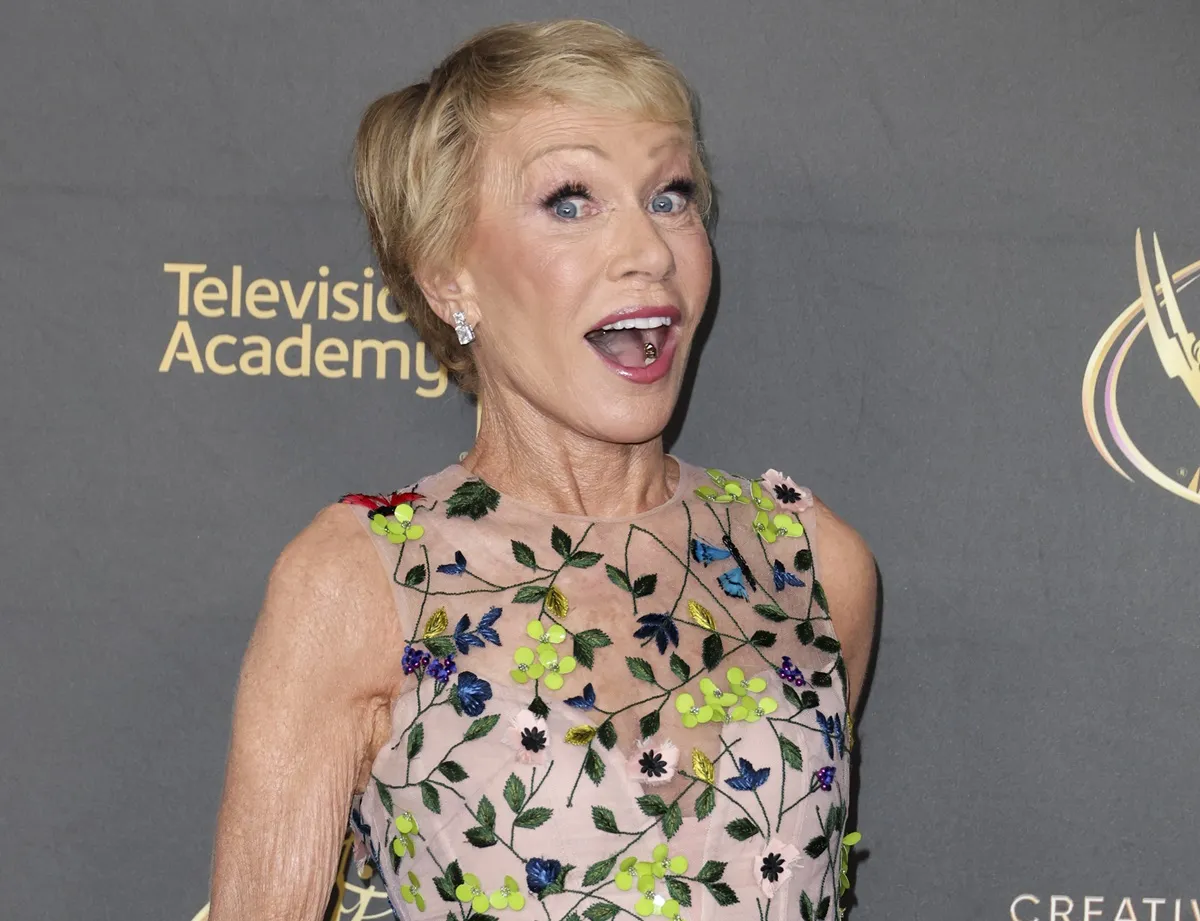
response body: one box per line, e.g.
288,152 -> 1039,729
521,136 -> 686,170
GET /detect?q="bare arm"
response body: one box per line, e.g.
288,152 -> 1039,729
814,498 -> 878,719
209,503 -> 406,921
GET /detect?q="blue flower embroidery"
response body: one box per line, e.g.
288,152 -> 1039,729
633,613 -> 680,654
437,550 -> 468,575
725,757 -> 771,791
525,857 -> 562,894
455,672 -> 493,717
564,682 -> 597,711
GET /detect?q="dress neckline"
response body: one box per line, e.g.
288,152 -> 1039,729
441,454 -> 694,525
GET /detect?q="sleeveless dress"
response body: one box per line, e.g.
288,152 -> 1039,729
337,459 -> 858,921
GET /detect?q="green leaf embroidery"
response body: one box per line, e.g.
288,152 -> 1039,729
477,795 -> 496,829
584,748 -> 606,785
706,882 -> 738,906
597,719 -> 618,750
513,585 -> 549,604
632,573 -> 657,597
804,835 -> 830,859
529,695 -> 550,718
407,723 -> 424,760
572,628 -> 613,670
512,540 -> 537,570
375,779 -> 394,814
813,579 -> 829,613
638,709 -> 660,739
503,773 -> 526,813
463,714 -> 500,742
662,802 -> 683,839
702,633 -> 724,671
464,826 -> 498,848
782,684 -> 804,710
800,689 -> 821,709
694,786 -> 716,820
582,856 -> 617,886
801,893 -> 815,921
749,630 -> 776,648
447,861 -> 464,889
420,781 -> 441,814
825,803 -> 845,835
437,760 -> 468,782
669,653 -> 691,682
665,878 -> 692,906
424,635 -> 456,659
814,635 -> 841,654
567,551 -> 603,569
835,655 -> 847,690
695,861 -> 726,883
817,895 -> 831,919
636,794 -> 668,817
724,817 -> 760,841
404,564 -> 426,587
538,864 -> 573,899
796,620 -> 816,645
811,671 -> 833,688
583,902 -> 620,921
551,525 -> 573,558
514,806 -> 553,829
445,479 -> 500,520
779,737 -> 804,771
591,805 -> 620,833
433,867 -> 457,903
794,548 -> 813,571
752,602 -> 789,622
626,656 -> 656,684
605,564 -> 631,592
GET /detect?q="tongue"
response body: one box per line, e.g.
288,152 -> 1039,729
586,327 -> 667,368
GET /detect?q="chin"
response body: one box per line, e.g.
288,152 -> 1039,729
571,391 -> 681,446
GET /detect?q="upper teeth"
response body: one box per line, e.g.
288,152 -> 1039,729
598,316 -> 673,331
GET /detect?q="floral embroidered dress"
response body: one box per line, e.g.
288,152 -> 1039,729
338,459 -> 859,921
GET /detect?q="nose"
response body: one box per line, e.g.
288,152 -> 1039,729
604,205 -> 676,283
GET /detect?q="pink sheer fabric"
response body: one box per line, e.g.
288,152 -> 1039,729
339,459 -> 852,921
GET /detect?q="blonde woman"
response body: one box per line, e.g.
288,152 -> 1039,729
210,19 -> 877,921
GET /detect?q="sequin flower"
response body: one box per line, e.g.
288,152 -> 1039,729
368,502 -> 425,544
761,469 -> 813,512
401,645 -> 431,676
726,666 -> 767,696
426,655 -> 457,686
504,709 -> 549,765
455,873 -> 492,913
400,871 -> 426,911
674,691 -> 714,728
391,811 -> 419,858
778,655 -> 807,686
754,838 -> 801,896
488,875 -> 526,910
814,766 -> 836,791
627,738 -> 679,785
695,468 -> 750,504
839,831 -> 862,900
525,620 -> 576,690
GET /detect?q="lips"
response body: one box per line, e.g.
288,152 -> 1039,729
584,305 -> 682,383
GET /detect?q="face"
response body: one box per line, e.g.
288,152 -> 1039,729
439,101 -> 713,446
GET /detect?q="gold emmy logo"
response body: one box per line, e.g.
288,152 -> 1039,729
1082,230 -> 1200,505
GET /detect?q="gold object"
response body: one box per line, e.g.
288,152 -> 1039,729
644,341 -> 658,362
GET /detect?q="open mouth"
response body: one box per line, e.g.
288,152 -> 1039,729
584,308 -> 680,374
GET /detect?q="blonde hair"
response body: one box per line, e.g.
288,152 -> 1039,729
353,19 -> 712,394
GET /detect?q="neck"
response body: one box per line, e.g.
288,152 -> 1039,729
460,395 -> 679,519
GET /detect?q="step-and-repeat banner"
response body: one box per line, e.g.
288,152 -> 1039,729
3,3 -> 1197,919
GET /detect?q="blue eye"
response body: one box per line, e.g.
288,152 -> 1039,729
650,191 -> 687,214
554,198 -> 585,219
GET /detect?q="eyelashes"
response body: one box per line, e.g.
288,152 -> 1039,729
538,176 -> 697,213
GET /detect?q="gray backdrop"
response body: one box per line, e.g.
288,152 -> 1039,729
3,2 -> 1198,919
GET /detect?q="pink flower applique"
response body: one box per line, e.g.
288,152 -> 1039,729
754,838 -> 801,897
761,470 -> 813,513
627,737 -> 679,785
504,709 -> 549,765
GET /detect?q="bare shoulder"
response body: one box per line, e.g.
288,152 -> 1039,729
812,496 -> 878,717
243,501 -> 404,716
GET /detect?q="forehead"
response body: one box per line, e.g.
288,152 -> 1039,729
481,102 -> 691,182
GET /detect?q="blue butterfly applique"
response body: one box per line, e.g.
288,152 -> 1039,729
453,607 -> 503,654
564,682 -> 597,710
816,711 -> 845,760
692,536 -> 759,600
725,757 -> 771,791
436,550 -> 468,575
772,559 -> 805,591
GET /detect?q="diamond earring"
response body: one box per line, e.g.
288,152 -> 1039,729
452,310 -> 475,346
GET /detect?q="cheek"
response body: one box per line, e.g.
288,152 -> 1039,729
475,225 -> 601,330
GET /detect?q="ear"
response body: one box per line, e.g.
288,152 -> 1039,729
415,265 -> 481,331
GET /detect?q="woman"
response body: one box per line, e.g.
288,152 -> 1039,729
209,19 -> 877,921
